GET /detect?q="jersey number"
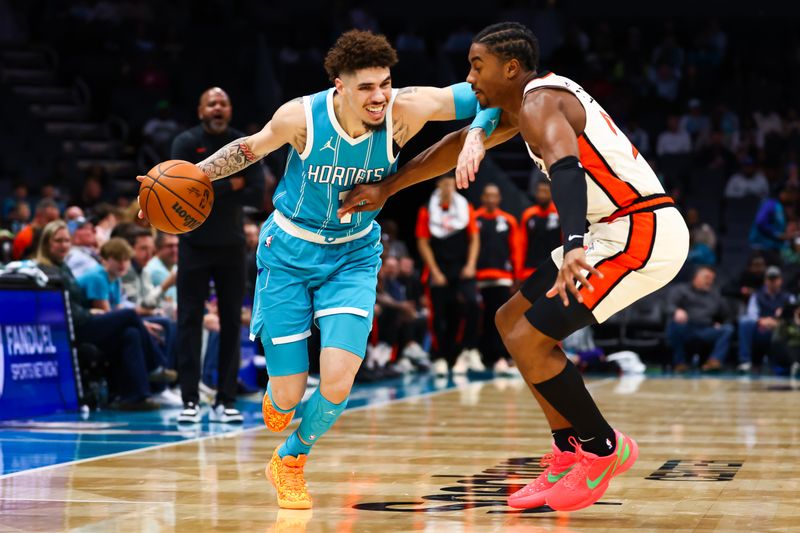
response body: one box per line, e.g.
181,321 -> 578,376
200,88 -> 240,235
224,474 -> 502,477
338,190 -> 352,224
600,110 -> 639,159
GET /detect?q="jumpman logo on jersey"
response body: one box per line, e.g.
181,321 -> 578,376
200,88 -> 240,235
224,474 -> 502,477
320,136 -> 335,153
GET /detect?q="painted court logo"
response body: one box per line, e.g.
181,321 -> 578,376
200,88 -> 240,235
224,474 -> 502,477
354,456 -> 624,514
353,456 -> 616,514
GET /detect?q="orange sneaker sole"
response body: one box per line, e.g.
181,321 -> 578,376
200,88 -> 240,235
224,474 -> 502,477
265,463 -> 312,510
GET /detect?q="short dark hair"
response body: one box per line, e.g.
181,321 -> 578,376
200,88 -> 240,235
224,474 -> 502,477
473,22 -> 539,71
125,226 -> 153,247
693,264 -> 716,277
323,30 -> 398,82
154,230 -> 177,249
90,202 -> 117,224
35,198 -> 58,214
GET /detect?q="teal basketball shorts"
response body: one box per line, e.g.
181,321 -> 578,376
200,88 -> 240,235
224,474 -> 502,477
249,213 -> 383,376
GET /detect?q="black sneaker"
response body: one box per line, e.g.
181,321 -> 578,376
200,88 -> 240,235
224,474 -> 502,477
209,404 -> 243,423
178,402 -> 202,424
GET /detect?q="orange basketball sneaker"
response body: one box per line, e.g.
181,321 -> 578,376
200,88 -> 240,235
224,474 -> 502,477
266,447 -> 312,509
545,430 -> 639,512
262,391 -> 294,432
507,444 -> 577,509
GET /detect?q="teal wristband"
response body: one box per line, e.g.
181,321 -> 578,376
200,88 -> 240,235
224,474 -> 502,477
451,82 -> 479,120
470,107 -> 501,136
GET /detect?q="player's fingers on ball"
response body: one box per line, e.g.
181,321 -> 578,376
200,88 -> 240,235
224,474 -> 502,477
136,175 -> 146,182
137,209 -> 144,220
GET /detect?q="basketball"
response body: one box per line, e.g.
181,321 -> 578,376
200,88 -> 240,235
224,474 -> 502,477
138,160 -> 214,234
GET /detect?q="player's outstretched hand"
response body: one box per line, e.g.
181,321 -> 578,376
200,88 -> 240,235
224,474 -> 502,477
455,128 -> 487,189
135,175 -> 147,219
337,182 -> 388,219
546,247 -> 603,307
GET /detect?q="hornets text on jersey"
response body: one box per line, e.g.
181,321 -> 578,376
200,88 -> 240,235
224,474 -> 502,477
272,88 -> 399,239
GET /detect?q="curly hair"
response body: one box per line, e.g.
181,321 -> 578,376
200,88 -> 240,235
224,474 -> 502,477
324,30 -> 398,82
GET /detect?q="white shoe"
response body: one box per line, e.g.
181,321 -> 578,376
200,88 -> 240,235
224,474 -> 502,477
394,356 -> 416,374
791,361 -> 799,379
366,342 -> 392,369
737,362 -> 752,373
403,341 -> 428,359
209,404 -> 243,424
402,342 -> 431,370
433,358 -> 449,376
152,388 -> 183,407
606,350 -> 646,374
452,351 -> 470,375
467,349 -> 486,372
177,402 -> 202,424
493,358 -> 514,376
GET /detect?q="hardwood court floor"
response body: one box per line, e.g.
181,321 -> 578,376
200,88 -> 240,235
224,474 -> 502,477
1,375 -> 799,532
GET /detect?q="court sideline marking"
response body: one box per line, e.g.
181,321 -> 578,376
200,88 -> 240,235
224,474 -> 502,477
0,376 -> 616,492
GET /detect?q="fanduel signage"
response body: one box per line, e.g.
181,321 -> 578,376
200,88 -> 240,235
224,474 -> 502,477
0,288 -> 79,419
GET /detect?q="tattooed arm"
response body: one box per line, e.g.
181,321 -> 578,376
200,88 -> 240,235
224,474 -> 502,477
197,98 -> 306,181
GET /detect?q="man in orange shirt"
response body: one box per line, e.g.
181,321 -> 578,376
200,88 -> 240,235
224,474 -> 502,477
12,198 -> 60,260
416,175 -> 481,376
474,183 -> 521,374
518,180 -> 561,280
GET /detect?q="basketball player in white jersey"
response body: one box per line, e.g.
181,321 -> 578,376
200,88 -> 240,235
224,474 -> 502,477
340,22 -> 689,512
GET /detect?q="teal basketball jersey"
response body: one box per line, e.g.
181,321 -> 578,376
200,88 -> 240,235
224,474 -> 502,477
272,88 -> 399,239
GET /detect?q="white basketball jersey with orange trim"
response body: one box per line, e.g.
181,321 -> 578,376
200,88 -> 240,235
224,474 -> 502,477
523,72 -> 665,224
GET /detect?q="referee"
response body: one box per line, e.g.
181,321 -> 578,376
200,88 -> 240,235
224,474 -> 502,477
171,87 -> 263,424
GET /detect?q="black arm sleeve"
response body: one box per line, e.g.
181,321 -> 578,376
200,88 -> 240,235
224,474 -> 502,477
549,155 -> 588,253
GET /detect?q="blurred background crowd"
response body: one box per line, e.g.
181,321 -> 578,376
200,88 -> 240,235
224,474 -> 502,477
2,0 -> 800,411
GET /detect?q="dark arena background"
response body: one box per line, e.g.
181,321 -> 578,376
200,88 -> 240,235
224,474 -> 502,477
0,1 -> 799,531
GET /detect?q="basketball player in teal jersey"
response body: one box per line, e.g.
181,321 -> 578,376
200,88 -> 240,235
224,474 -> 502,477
148,30 -> 499,509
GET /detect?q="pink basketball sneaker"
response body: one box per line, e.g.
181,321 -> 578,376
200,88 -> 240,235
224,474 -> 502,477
508,443 -> 578,509
545,430 -> 639,512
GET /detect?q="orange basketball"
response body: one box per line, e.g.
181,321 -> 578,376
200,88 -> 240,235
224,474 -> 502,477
139,160 -> 214,234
